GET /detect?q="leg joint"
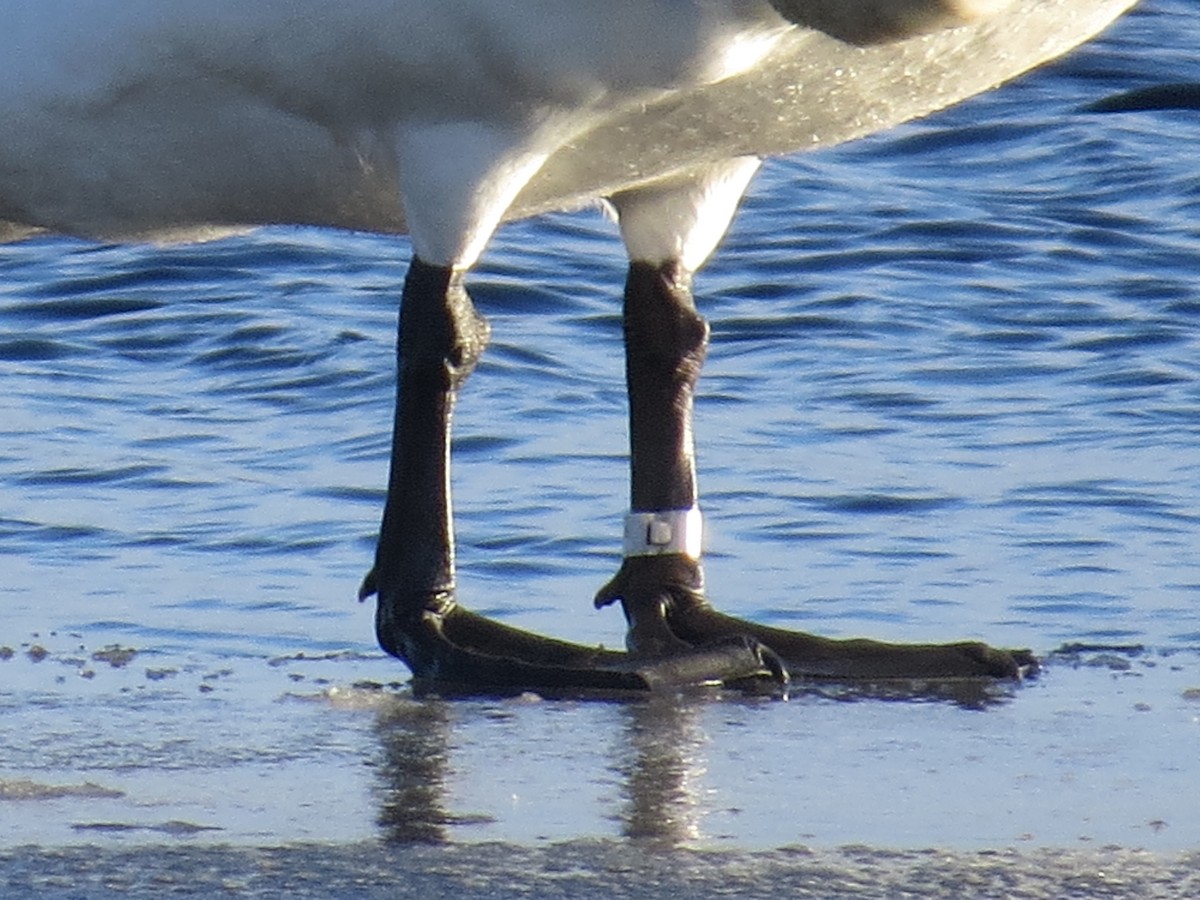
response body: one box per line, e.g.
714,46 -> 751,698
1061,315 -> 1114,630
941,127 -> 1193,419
399,258 -> 490,386
624,261 -> 709,382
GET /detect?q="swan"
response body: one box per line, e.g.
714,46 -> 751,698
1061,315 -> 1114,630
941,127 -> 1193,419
0,0 -> 1136,692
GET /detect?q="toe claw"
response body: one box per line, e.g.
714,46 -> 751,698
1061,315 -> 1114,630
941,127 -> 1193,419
358,567 -> 377,602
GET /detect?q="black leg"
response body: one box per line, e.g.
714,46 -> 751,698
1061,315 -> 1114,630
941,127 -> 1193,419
364,257 -> 781,692
595,261 -> 710,654
622,261 -> 706,513
372,258 -> 484,654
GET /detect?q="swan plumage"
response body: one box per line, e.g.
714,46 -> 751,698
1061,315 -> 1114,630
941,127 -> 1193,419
0,0 -> 1136,687
1,1 -> 1133,249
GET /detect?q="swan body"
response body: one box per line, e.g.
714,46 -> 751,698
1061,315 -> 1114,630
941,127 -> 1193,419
1,1 -> 1132,250
0,0 -> 1137,689
1,1 -> 788,250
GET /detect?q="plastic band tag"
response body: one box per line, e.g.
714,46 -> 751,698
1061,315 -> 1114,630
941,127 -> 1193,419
623,508 -> 703,560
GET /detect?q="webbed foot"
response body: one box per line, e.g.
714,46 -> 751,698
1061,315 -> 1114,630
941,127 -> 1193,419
596,555 -> 1036,681
365,574 -> 784,695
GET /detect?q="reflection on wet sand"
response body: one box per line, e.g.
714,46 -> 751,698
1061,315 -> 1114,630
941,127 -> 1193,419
612,697 -> 708,846
371,692 -> 714,847
368,680 -> 1020,848
373,700 -> 455,844
794,678 -> 1022,711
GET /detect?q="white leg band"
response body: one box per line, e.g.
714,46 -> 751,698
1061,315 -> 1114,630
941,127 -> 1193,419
623,508 -> 703,560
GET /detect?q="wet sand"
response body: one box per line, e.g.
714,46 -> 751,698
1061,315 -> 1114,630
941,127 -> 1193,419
4,840 -> 1200,899
3,638 -> 1199,900
4,636 -> 1199,852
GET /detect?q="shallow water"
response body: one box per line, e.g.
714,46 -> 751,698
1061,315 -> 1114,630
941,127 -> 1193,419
2,0 -> 1199,870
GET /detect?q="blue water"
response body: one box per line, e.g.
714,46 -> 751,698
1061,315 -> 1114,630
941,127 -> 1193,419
1,0 -> 1199,853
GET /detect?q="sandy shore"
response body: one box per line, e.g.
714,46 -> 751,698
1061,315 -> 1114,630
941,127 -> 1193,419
4,840 -> 1200,899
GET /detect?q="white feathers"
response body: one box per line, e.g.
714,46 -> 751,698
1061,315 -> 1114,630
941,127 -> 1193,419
611,158 -> 762,273
0,1 -> 785,250
0,0 -> 1136,268
393,122 -> 552,269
